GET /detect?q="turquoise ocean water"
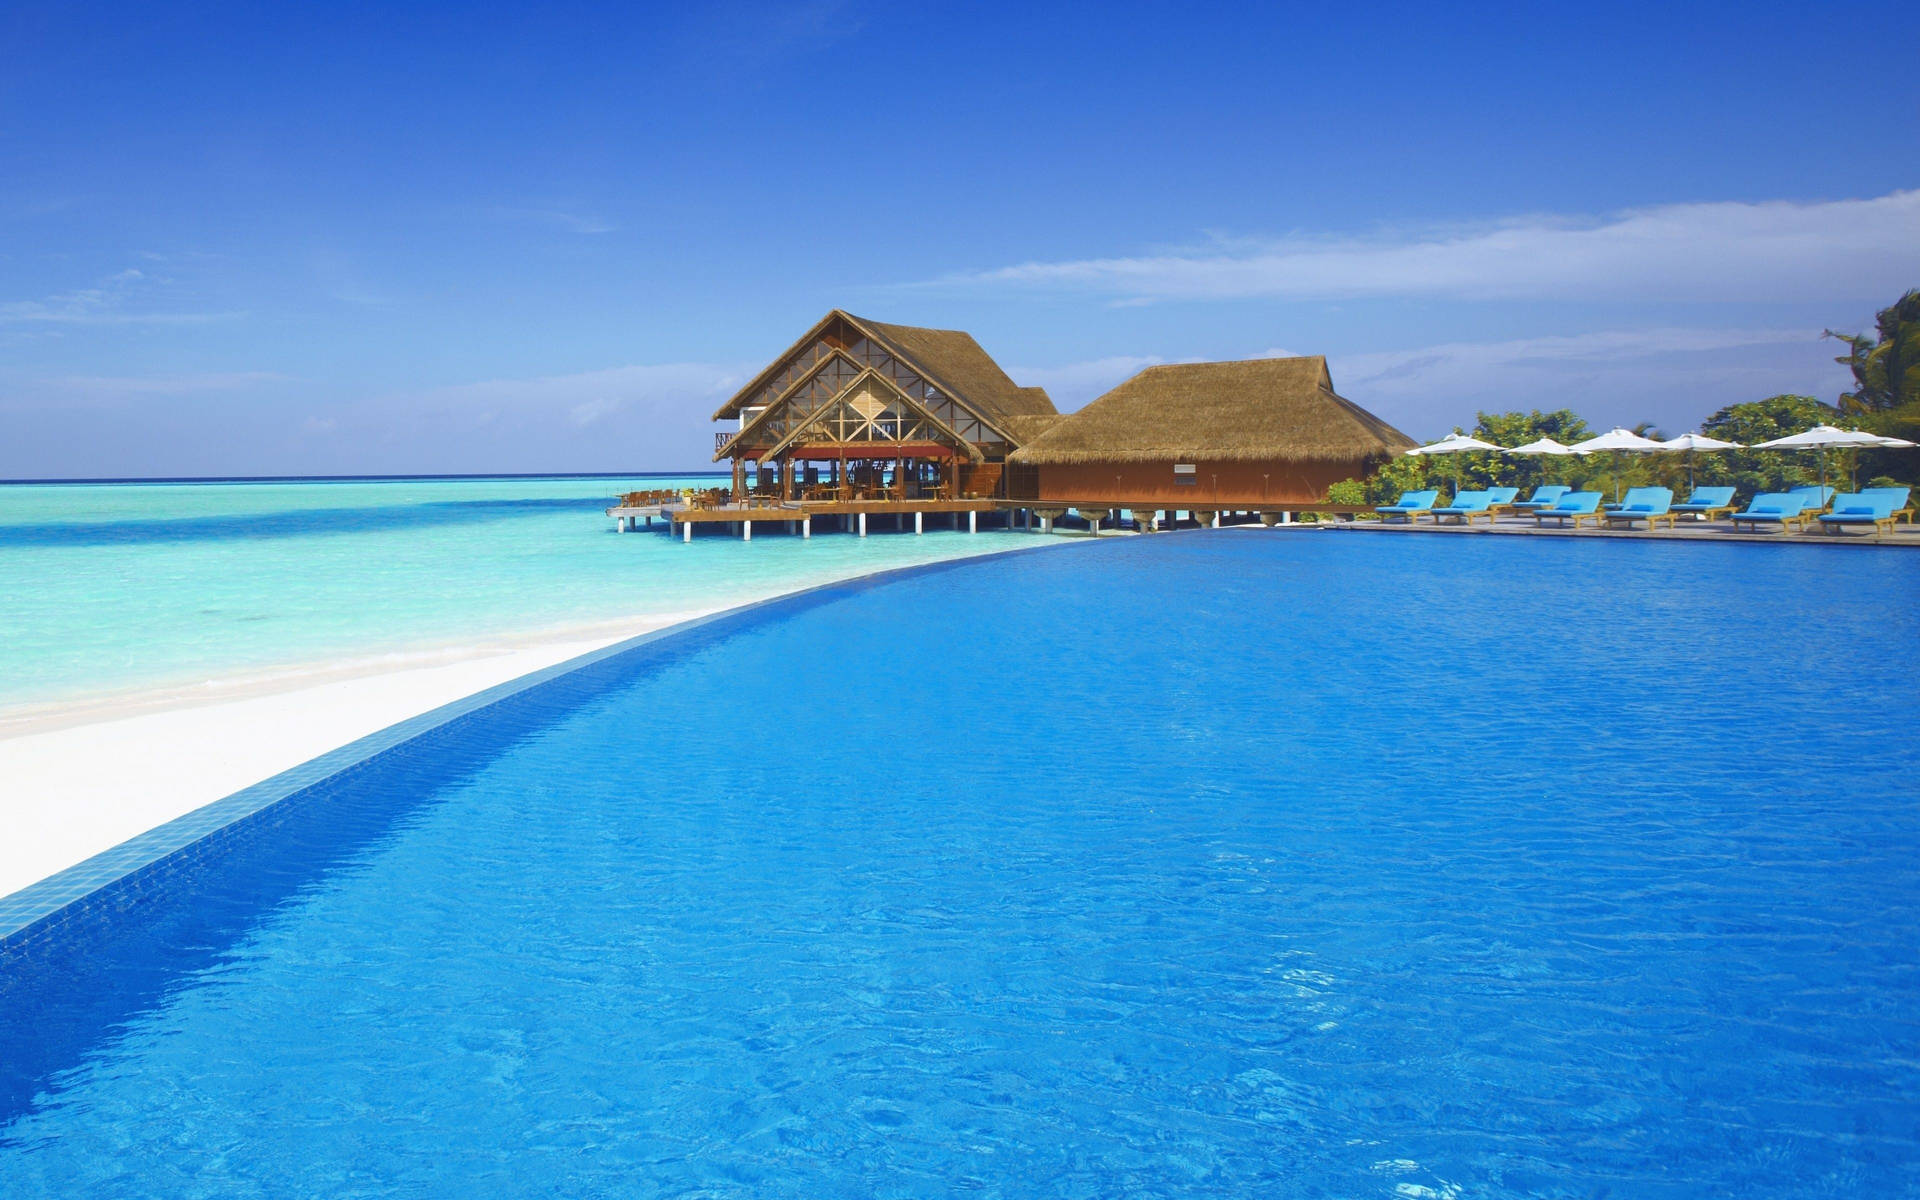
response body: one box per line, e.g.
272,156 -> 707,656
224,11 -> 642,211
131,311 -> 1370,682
0,476 -> 1038,715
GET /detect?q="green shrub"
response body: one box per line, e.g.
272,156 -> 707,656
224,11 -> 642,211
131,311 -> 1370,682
1325,478 -> 1367,505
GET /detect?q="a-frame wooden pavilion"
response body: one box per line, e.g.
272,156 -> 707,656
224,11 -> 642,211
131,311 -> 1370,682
713,310 -> 1057,502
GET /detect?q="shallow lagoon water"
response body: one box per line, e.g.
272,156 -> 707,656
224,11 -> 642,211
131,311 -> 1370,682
1,531 -> 1916,1197
0,476 -> 1034,711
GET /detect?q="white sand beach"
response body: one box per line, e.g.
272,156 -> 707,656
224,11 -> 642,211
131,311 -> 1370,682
0,610 -> 720,901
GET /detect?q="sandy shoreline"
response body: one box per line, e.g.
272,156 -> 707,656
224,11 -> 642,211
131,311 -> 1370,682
0,608 -> 720,902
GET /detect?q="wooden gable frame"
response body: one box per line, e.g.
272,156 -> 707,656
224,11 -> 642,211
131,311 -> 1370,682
844,316 -> 1021,447
756,367 -> 984,463
714,309 -> 1022,447
714,347 -> 867,462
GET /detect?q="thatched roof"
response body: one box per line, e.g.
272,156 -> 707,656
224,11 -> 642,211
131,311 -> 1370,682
851,314 -> 1055,424
999,413 -> 1065,446
1008,357 -> 1414,466
713,310 -> 1055,429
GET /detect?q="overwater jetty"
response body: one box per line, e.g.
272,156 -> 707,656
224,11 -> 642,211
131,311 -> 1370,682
607,490 -> 1336,540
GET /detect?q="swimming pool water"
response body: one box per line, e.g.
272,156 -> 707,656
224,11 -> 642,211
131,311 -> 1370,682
2,532 -> 1916,1197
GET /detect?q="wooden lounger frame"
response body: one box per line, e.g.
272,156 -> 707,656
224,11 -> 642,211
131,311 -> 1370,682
1731,511 -> 1818,534
1604,510 -> 1680,531
1816,513 -> 1901,536
1535,510 -> 1603,529
1672,503 -> 1737,522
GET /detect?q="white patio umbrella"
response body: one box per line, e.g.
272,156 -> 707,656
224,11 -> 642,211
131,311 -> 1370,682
1505,437 -> 1584,456
1656,432 -> 1743,490
1752,424 -> 1888,492
1405,432 -> 1504,496
1569,427 -> 1667,500
1502,437 -> 1585,498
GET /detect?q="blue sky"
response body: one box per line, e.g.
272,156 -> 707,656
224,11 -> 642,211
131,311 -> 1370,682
3,0 -> 1917,477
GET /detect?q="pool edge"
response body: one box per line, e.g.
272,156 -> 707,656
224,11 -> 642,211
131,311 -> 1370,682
0,537 -> 1085,951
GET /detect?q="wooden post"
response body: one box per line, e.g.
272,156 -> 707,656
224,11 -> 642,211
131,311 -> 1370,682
743,520 -> 751,542
682,519 -> 692,543
802,516 -> 811,539
858,512 -> 867,537
914,512 -> 923,535
968,511 -> 977,534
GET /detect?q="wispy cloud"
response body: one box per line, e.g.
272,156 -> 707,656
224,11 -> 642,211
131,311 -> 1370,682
932,191 -> 1920,304
1326,327 -> 1847,435
1006,355 -> 1173,410
48,371 -> 294,396
668,0 -> 860,75
485,206 -> 620,235
0,268 -> 240,325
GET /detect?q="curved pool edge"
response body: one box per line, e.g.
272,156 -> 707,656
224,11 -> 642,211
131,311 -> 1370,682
0,537 -> 1085,953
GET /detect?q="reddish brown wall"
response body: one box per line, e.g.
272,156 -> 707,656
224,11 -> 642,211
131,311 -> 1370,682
1027,459 -> 1364,506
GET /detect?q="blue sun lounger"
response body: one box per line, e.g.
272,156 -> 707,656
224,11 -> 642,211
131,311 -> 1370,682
1860,486 -> 1915,526
1729,493 -> 1813,533
1510,485 -> 1570,512
1429,490 -> 1496,525
1375,489 -> 1439,523
1483,486 -> 1521,514
1532,491 -> 1604,528
1603,486 -> 1676,530
1785,485 -> 1834,515
1670,486 -> 1737,520
1817,489 -> 1910,536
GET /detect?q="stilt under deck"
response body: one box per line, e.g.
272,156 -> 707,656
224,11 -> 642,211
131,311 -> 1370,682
610,498 -> 1011,541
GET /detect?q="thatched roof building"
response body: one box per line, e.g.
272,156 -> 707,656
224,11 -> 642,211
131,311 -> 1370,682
1006,357 -> 1412,508
711,310 -> 1057,501
1009,357 -> 1412,467
713,310 -> 1054,437
708,315 -> 1408,511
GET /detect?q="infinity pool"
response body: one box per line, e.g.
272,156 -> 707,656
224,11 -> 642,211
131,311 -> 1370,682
3,532 -> 1916,1197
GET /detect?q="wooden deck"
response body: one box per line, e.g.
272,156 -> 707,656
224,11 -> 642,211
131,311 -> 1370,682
607,497 -> 1008,540
607,497 -> 1919,547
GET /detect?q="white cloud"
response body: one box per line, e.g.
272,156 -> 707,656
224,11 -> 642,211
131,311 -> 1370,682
936,190 -> 1920,303
1325,327 -> 1849,435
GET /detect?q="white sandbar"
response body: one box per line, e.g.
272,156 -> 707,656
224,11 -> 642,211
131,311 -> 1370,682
0,610 -> 717,901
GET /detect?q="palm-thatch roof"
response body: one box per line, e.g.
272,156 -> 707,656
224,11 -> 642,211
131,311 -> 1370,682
1007,357 -> 1413,466
850,314 -> 1055,425
998,413 -> 1065,446
713,310 -> 1055,429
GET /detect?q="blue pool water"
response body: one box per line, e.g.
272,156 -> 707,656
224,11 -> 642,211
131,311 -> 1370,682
2,532 -> 1917,1196
0,476 -> 1034,713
